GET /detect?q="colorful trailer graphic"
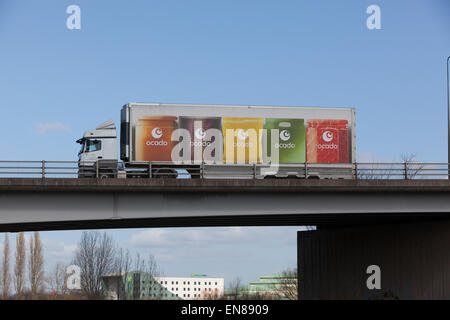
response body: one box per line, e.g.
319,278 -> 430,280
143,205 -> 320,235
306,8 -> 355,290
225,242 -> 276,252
131,115 -> 350,164
222,117 -> 264,164
179,116 -> 222,162
306,119 -> 349,163
135,116 -> 177,162
265,118 -> 306,164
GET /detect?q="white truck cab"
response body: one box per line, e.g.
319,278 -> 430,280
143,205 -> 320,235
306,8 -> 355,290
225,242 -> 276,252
77,120 -> 118,177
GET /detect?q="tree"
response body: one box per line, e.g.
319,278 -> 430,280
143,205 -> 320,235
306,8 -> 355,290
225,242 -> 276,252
357,153 -> 424,180
14,232 -> 26,299
199,287 -> 222,300
400,153 -> 424,179
141,254 -> 162,300
28,232 -> 45,298
73,231 -> 116,299
226,277 -> 268,300
357,153 -> 395,180
111,247 -> 132,300
1,234 -> 11,299
271,268 -> 298,300
73,231 -> 162,300
46,262 -> 69,296
227,277 -> 242,300
111,251 -> 161,300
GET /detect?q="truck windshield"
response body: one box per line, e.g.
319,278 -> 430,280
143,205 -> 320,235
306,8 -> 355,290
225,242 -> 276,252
78,140 -> 85,155
86,140 -> 102,152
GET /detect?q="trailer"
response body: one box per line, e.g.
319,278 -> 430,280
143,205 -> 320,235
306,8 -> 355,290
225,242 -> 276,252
77,103 -> 356,179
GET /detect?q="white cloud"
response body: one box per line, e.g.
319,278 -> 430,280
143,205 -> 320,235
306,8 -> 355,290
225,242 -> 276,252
129,227 -> 306,248
34,122 -> 71,135
127,227 -> 304,281
130,229 -> 168,246
42,238 -> 78,261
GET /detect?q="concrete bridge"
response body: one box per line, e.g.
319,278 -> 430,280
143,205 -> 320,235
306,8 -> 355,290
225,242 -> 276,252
2,178 -> 450,299
1,178 -> 450,231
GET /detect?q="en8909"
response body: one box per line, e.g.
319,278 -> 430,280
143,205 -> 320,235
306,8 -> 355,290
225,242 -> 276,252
225,304 -> 269,315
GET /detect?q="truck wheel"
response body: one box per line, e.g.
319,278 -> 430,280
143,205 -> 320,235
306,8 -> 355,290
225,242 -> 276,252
99,170 -> 116,179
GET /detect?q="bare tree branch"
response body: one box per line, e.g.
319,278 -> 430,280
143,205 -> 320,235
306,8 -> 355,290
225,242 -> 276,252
46,262 -> 69,296
28,232 -> 45,299
73,231 -> 116,299
400,153 -> 424,179
14,232 -> 26,299
2,234 -> 11,299
270,268 -> 298,300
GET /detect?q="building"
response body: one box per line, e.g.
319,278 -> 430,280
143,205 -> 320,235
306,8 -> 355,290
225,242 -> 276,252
102,272 -> 224,300
225,274 -> 297,300
153,276 -> 224,300
102,271 -> 172,300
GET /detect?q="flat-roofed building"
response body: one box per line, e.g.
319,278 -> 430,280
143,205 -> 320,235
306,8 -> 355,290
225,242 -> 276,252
103,272 -> 224,300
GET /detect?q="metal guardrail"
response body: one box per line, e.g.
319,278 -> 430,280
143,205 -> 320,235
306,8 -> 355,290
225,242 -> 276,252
354,162 -> 450,179
0,161 -> 448,179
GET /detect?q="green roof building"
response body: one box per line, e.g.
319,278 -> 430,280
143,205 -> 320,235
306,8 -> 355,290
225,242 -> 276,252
225,274 -> 298,300
102,271 -> 181,300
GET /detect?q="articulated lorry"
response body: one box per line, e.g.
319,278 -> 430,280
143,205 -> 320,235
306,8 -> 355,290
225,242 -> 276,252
77,103 -> 356,179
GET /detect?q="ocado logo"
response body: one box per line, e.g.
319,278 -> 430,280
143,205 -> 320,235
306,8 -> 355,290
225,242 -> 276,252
237,129 -> 248,141
152,127 -> 163,139
280,130 -> 290,141
322,131 -> 333,142
318,144 -> 338,150
146,140 -> 168,146
275,143 -> 296,149
195,128 -> 206,140
191,141 -> 211,147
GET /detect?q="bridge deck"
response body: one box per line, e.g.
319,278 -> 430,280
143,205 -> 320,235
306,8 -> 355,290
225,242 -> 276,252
1,178 -> 450,232
1,178 -> 450,192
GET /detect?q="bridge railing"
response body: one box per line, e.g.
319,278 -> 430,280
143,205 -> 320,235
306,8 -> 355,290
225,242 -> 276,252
0,160 -> 449,179
0,161 -> 90,178
355,162 -> 450,180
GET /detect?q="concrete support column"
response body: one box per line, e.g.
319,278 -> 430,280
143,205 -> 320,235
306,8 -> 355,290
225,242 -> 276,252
298,220 -> 450,299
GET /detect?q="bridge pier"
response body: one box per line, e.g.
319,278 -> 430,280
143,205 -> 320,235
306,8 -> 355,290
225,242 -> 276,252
298,220 -> 450,299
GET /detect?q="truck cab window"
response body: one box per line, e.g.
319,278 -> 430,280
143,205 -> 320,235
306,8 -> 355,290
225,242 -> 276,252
78,141 -> 86,155
86,140 -> 102,152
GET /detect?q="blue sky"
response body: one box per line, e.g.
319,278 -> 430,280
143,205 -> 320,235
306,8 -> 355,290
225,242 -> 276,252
0,0 -> 449,287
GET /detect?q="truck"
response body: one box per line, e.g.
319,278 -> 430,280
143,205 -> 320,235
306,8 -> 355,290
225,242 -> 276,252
77,103 -> 356,179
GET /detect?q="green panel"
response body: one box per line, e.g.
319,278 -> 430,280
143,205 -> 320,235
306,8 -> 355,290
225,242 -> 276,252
265,118 -> 306,163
